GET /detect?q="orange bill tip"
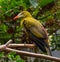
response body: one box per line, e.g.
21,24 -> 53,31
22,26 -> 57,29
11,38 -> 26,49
13,16 -> 19,20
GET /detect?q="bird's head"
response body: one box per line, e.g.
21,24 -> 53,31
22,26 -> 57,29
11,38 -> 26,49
13,11 -> 32,20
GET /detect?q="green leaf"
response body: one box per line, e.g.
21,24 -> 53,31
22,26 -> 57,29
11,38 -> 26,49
7,52 -> 16,59
0,52 -> 4,58
56,10 -> 60,20
15,59 -> 25,62
39,0 -> 54,8
0,24 -> 7,32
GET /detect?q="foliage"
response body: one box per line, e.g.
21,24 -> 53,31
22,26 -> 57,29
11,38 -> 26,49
0,52 -> 25,62
39,0 -> 54,8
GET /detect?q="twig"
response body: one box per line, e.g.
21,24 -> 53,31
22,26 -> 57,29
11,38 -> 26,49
5,39 -> 12,46
0,39 -> 12,51
8,44 -> 35,48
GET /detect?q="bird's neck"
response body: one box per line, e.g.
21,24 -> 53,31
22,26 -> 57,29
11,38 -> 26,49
22,16 -> 32,20
23,14 -> 32,19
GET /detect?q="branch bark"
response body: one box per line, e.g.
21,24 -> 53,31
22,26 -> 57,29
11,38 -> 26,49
5,39 -> 12,46
8,44 -> 35,48
4,47 -> 60,62
0,39 -> 12,50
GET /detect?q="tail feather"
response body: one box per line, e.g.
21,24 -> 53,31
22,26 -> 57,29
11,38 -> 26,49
29,33 -> 47,52
29,32 -> 52,56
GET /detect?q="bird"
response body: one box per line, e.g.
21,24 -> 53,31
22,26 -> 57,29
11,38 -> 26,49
13,11 -> 52,56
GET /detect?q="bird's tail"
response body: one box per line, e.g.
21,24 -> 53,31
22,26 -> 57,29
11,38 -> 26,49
29,32 -> 52,56
29,32 -> 48,52
45,39 -> 52,56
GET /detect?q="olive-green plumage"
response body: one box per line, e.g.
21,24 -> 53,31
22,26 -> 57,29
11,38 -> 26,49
13,11 -> 52,56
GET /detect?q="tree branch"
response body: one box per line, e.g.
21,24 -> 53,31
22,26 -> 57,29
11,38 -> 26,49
8,44 -> 35,48
0,39 -> 12,51
4,47 -> 60,62
5,39 -> 12,46
0,40 -> 60,62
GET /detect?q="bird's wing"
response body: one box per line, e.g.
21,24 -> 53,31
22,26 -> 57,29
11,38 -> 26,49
25,19 -> 48,39
29,23 -> 52,55
23,18 -> 49,41
30,26 -> 47,38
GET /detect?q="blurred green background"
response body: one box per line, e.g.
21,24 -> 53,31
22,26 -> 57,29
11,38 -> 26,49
0,0 -> 60,62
